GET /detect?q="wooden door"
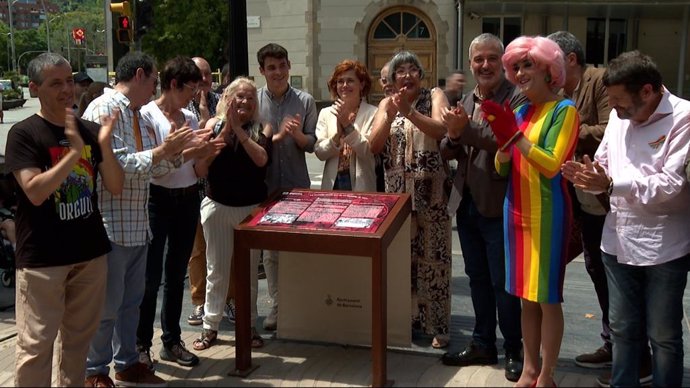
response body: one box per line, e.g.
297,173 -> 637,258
367,6 -> 437,105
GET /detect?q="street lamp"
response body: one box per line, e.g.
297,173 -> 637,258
96,28 -> 106,55
17,50 -> 46,74
46,15 -> 63,55
7,0 -> 18,72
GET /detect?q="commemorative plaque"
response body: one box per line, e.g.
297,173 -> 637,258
233,189 -> 412,387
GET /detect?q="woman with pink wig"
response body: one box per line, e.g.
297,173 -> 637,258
481,36 -> 579,387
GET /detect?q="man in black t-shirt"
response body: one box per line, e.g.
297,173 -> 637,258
5,53 -> 123,387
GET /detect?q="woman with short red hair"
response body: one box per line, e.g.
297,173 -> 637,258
315,59 -> 378,191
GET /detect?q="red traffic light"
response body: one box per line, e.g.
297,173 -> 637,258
118,16 -> 130,29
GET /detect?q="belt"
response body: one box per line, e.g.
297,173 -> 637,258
150,183 -> 199,197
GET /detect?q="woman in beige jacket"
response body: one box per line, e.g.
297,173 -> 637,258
315,60 -> 377,191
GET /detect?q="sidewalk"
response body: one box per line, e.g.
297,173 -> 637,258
2,251 -> 688,386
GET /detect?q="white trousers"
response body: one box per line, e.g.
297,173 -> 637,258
263,250 -> 279,311
200,197 -> 259,331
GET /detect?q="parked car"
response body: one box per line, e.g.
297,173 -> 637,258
0,79 -> 23,100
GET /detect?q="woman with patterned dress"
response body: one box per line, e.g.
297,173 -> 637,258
482,36 -> 579,387
369,51 -> 452,349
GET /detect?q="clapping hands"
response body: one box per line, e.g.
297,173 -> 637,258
441,102 -> 469,139
162,117 -> 196,160
64,108 -> 85,154
332,98 -> 357,129
481,100 -> 521,150
275,113 -> 302,142
561,155 -> 610,193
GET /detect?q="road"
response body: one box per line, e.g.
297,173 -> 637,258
0,88 -> 38,157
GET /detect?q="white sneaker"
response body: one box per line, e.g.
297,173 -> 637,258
263,306 -> 277,331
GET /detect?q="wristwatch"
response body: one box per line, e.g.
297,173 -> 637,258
172,153 -> 183,168
607,178 -> 613,196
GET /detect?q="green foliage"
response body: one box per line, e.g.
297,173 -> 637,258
2,88 -> 22,100
139,0 -> 230,71
0,1 -> 107,74
0,0 -> 231,73
3,71 -> 19,86
0,71 -> 23,100
44,9 -> 107,71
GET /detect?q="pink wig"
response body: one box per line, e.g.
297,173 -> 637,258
502,36 -> 565,89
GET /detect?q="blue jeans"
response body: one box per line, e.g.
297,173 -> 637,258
86,243 -> 147,376
137,184 -> 200,348
580,212 -> 611,347
457,194 -> 522,352
603,252 -> 690,387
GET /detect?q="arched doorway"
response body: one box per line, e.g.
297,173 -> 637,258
367,6 -> 437,104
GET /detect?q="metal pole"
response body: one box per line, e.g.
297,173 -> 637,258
67,25 -> 71,64
455,0 -> 463,69
17,50 -> 47,71
678,5 -> 689,97
105,0 -> 113,73
40,0 -> 50,52
8,0 -> 16,73
228,0 -> 249,77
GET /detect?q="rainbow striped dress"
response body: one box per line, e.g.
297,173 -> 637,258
495,99 -> 579,303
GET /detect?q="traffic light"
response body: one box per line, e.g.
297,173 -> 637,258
110,1 -> 131,17
111,1 -> 132,43
117,16 -> 132,43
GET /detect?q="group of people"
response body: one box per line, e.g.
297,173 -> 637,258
5,30 -> 690,388
438,31 -> 690,388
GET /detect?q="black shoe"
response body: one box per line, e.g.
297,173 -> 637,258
160,341 -> 199,367
441,343 -> 498,367
504,349 -> 523,382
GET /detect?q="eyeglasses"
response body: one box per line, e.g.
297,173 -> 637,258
394,67 -> 420,78
184,83 -> 199,94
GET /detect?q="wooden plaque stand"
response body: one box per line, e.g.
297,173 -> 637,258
231,189 -> 412,387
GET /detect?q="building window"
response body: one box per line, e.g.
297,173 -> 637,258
482,16 -> 522,47
373,10 -> 431,40
586,18 -> 627,66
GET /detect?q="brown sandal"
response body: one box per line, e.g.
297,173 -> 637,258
431,334 -> 449,349
192,329 -> 218,351
251,327 -> 264,348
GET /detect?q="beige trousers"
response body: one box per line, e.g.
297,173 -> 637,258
15,255 -> 107,387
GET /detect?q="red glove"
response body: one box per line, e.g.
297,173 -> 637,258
481,100 -> 521,149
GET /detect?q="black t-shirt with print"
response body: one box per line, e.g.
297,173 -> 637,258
4,114 -> 111,268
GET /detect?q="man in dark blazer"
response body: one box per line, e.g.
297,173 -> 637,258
439,33 -> 527,383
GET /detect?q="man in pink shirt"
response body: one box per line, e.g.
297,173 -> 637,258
563,50 -> 690,388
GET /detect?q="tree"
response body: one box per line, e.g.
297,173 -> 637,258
139,0 -> 230,71
47,10 -> 106,71
0,22 -> 9,75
